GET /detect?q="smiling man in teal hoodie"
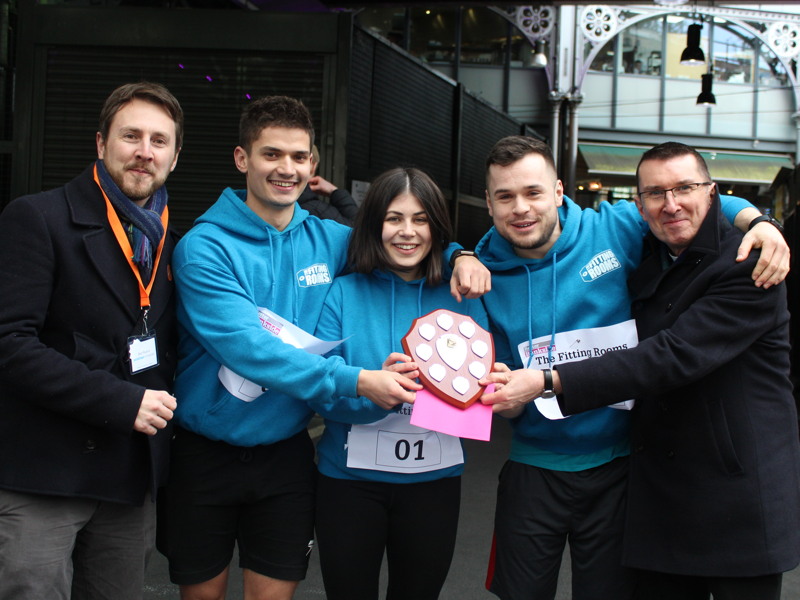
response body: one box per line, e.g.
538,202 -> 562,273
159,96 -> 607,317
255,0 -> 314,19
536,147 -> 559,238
476,136 -> 788,600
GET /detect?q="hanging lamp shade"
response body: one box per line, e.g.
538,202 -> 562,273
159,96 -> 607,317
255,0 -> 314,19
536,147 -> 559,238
532,40 -> 548,67
697,73 -> 716,105
680,24 -> 706,66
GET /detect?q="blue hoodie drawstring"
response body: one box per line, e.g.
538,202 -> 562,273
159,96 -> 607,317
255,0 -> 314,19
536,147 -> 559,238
524,251 -> 557,368
267,232 -> 277,308
390,277 -> 396,348
525,265 -> 534,368
388,274 -> 425,354
289,232 -> 299,325
547,251 -> 557,364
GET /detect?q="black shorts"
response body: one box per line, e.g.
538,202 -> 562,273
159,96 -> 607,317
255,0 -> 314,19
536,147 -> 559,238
487,457 -> 635,600
157,427 -> 316,585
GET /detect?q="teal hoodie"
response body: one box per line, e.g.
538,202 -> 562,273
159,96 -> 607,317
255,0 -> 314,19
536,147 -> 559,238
314,270 -> 489,483
172,188 -> 361,447
475,195 -> 749,470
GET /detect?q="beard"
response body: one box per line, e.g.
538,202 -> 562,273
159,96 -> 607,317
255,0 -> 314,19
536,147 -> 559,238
114,164 -> 168,203
503,217 -> 558,252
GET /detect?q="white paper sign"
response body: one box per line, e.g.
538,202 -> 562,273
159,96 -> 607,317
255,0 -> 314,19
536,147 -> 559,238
218,306 -> 346,402
350,180 -> 370,207
347,405 -> 464,473
517,320 -> 638,420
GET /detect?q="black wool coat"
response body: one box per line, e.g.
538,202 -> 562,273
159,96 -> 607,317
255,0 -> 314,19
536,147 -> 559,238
0,165 -> 179,505
558,197 -> 800,577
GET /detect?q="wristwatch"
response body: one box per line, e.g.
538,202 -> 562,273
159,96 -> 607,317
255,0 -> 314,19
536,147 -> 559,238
449,249 -> 478,269
748,213 -> 784,235
540,369 -> 556,399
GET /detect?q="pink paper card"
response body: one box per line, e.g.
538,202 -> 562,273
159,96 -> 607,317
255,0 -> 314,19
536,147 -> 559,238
410,385 -> 494,442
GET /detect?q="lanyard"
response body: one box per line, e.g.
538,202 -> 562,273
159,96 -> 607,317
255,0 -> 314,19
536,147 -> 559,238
93,164 -> 169,309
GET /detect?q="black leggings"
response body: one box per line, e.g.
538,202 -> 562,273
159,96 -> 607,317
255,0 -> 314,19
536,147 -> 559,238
315,474 -> 461,600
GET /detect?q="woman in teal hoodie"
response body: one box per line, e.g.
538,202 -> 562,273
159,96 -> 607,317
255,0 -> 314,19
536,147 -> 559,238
314,167 -> 488,600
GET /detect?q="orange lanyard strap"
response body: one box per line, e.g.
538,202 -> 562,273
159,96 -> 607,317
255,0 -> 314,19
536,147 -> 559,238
93,164 -> 169,309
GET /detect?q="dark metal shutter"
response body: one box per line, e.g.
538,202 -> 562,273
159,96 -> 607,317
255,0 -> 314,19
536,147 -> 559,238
347,28 -> 454,190
346,28 -> 375,183
42,46 -> 325,234
459,93 -> 525,200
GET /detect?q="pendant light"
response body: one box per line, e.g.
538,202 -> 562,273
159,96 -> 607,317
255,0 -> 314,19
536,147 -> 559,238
680,23 -> 706,66
697,72 -> 716,106
532,40 -> 548,67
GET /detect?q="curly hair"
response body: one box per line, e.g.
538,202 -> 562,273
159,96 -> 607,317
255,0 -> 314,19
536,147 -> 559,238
238,96 -> 315,154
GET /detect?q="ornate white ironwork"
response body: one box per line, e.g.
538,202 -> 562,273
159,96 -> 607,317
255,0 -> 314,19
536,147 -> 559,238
496,4 -> 800,94
767,22 -> 800,59
580,5 -> 620,43
513,5 -> 555,40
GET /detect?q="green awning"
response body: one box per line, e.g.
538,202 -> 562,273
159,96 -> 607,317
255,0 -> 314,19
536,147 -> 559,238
578,143 -> 794,185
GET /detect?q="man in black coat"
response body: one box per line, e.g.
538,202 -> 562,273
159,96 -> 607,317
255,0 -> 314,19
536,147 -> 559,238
481,142 -> 800,600
0,82 -> 182,599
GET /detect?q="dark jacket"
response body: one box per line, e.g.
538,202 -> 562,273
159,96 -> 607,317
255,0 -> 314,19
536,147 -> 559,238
0,165 -> 178,505
298,185 -> 357,226
557,196 -> 800,577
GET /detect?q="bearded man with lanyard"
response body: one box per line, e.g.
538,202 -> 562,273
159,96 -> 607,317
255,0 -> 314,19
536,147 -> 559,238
0,81 -> 182,600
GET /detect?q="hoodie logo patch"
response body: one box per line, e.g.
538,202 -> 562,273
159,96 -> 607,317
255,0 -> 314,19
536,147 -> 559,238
297,263 -> 332,287
579,250 -> 621,282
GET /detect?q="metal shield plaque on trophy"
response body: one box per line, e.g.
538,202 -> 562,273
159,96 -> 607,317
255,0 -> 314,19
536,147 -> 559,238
401,309 -> 494,409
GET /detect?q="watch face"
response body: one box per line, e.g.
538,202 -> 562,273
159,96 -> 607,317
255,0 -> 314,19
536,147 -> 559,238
540,390 -> 556,399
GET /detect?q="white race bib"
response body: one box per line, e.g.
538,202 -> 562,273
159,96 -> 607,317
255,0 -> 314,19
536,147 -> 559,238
218,306 -> 346,402
517,320 -> 639,420
346,404 -> 464,473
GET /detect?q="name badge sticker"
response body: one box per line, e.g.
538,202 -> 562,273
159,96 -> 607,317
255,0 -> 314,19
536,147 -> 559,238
128,332 -> 159,374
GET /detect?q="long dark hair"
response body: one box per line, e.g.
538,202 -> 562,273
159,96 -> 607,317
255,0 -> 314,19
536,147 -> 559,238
348,167 -> 452,285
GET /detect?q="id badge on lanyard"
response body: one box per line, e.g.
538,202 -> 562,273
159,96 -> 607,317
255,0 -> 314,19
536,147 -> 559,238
128,309 -> 159,374
94,164 -> 167,376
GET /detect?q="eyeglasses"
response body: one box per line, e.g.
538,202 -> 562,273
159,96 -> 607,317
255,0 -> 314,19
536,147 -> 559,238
637,182 -> 712,202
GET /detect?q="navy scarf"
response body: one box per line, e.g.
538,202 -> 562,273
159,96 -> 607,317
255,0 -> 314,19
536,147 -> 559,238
95,159 -> 167,284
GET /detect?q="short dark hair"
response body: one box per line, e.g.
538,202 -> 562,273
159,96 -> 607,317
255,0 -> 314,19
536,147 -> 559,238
98,82 -> 184,149
238,96 -> 315,154
636,142 -> 711,188
486,136 -> 557,182
348,167 -> 452,286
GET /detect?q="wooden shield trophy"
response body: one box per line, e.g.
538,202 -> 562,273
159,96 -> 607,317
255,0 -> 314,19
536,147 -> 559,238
402,309 -> 494,409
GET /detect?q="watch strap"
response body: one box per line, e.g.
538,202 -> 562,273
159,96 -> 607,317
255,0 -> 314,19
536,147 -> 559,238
748,214 -> 784,234
449,249 -> 478,269
542,368 -> 554,397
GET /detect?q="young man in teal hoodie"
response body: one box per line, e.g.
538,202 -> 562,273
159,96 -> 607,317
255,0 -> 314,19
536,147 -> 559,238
476,136 -> 788,600
158,96 -> 489,600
